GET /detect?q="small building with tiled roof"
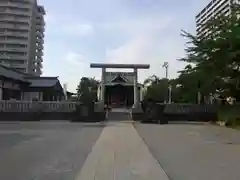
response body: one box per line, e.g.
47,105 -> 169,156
0,64 -> 64,101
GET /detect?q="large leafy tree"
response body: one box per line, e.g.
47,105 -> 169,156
179,3 -> 240,100
76,77 -> 99,103
143,76 -> 182,103
144,3 -> 240,103
144,77 -> 169,102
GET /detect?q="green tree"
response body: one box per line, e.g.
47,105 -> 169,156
179,3 -> 240,101
143,76 -> 183,102
76,77 -> 99,103
144,78 -> 168,102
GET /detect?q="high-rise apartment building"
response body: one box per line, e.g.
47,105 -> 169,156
196,0 -> 240,38
0,0 -> 45,75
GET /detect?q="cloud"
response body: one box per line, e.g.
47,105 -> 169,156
62,23 -> 94,37
65,52 -> 88,65
61,52 -> 100,92
99,15 -> 174,36
104,13 -> 183,82
106,35 -> 153,65
104,35 -> 179,82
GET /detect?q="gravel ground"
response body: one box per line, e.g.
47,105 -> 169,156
0,121 -> 104,180
134,122 -> 240,180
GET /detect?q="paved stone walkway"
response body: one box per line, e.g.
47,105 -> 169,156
75,122 -> 169,180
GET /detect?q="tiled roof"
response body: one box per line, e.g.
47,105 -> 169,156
24,77 -> 60,88
0,64 -> 61,88
111,74 -> 129,83
105,72 -> 134,83
0,64 -> 28,82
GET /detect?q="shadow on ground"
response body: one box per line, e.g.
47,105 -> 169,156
140,121 -> 209,125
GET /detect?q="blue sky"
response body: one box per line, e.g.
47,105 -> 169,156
39,0 -> 210,92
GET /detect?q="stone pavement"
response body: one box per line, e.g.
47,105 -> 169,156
75,122 -> 170,180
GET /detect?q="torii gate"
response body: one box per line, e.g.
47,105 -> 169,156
90,63 -> 150,108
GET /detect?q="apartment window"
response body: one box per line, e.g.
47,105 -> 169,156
6,51 -> 27,56
15,14 -> 30,19
36,36 -> 41,40
6,44 -> 27,48
36,30 -> 43,34
6,36 -> 28,40
0,21 -> 29,28
7,28 -> 29,33
206,1 -> 213,9
15,68 -> 26,72
0,59 -> 26,65
11,60 -> 26,64
8,7 -> 30,12
0,7 -> 7,11
3,21 -> 29,26
0,14 -> 7,18
13,16 -> 29,21
11,0 -> 31,5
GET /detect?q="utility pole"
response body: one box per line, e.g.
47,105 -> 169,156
197,80 -> 201,104
63,83 -> 68,100
162,62 -> 169,79
162,62 -> 171,104
168,84 -> 172,104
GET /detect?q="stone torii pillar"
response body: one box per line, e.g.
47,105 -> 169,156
133,68 -> 139,106
90,63 -> 150,107
101,67 -> 106,102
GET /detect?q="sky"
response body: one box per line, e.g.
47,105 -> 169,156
39,0 -> 210,92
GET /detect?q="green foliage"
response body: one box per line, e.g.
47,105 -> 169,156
218,105 -> 240,127
76,77 -> 99,103
144,3 -> 240,103
144,76 -> 168,102
179,4 -> 240,100
143,76 -> 183,103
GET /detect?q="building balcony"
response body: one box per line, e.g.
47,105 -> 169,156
0,23 -> 30,31
36,19 -> 45,26
0,1 -> 32,9
36,25 -> 45,32
36,43 -> 44,50
0,16 -> 30,24
35,56 -> 43,62
37,70 -> 43,76
35,62 -> 43,69
0,47 -> 28,53
0,31 -> 29,38
0,39 -> 28,45
36,37 -> 44,43
36,50 -> 43,57
36,31 -> 44,37
33,67 -> 42,76
0,59 -> 27,68
37,5 -> 46,15
0,54 -> 28,61
9,63 -> 27,69
0,9 -> 31,16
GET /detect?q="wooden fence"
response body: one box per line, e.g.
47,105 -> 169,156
0,100 -> 79,112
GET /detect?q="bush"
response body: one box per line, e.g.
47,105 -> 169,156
225,118 -> 240,127
217,105 -> 240,128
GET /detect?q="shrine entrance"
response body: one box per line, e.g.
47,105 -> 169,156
105,84 -> 134,107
